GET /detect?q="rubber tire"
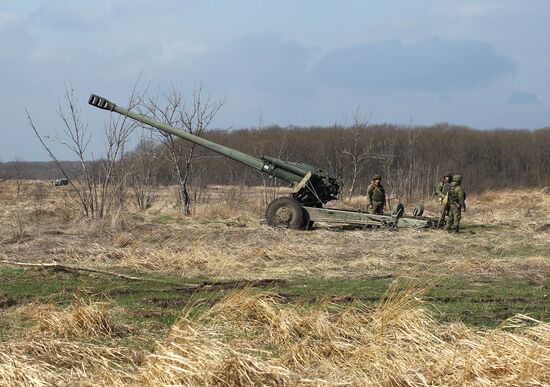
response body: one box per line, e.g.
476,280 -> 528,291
266,197 -> 306,229
392,203 -> 405,218
412,204 -> 425,217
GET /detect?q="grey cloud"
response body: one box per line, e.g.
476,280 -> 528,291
181,33 -> 314,97
312,37 -> 517,92
507,91 -> 539,105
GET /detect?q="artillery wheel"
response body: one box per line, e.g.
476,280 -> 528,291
412,204 -> 425,217
266,197 -> 307,229
392,203 -> 405,218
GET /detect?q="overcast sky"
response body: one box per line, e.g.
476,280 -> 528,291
1,1 -> 549,160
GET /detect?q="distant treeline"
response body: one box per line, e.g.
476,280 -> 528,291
0,161 -> 81,180
3,123 -> 550,199
151,123 -> 550,198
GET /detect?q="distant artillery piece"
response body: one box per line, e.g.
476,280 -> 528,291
52,178 -> 69,186
89,94 -> 433,229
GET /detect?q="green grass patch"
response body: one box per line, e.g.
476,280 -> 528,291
496,244 -> 550,258
281,276 -> 549,327
0,267 -> 548,330
152,214 -> 184,224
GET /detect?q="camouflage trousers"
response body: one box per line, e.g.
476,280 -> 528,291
445,204 -> 461,231
437,203 -> 450,228
370,202 -> 384,215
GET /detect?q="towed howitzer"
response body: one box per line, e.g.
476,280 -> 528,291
89,94 -> 432,229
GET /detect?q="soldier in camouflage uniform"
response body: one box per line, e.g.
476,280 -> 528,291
367,174 -> 386,215
446,175 -> 466,233
435,171 -> 453,228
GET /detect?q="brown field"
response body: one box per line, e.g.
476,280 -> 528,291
0,180 -> 549,386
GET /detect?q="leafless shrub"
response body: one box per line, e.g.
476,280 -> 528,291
128,137 -> 160,210
27,84 -> 139,218
11,158 -> 26,201
31,184 -> 47,212
5,210 -> 30,244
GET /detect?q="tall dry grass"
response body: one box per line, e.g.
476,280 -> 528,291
123,285 -> 550,386
0,299 -> 139,386
0,284 -> 548,385
31,297 -> 123,338
0,350 -> 58,387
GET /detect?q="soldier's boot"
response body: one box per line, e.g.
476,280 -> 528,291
439,209 -> 450,229
447,220 -> 457,233
454,212 -> 462,233
436,214 -> 443,228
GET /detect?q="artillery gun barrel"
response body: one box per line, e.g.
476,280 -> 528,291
261,156 -> 309,177
88,94 -> 304,183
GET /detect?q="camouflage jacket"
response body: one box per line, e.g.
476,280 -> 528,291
367,183 -> 386,206
435,181 -> 452,199
448,182 -> 466,211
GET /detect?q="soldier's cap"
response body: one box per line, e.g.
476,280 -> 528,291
452,174 -> 462,183
443,171 -> 453,178
372,174 -> 382,180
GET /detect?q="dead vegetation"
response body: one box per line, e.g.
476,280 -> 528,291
1,181 -> 548,283
31,298 -> 123,338
0,299 -> 140,386
1,286 -> 548,385
0,180 -> 548,385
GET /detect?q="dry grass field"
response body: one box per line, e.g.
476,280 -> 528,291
0,180 -> 549,385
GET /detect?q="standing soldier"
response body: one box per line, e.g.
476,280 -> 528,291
446,175 -> 466,233
435,171 -> 453,228
367,174 -> 386,215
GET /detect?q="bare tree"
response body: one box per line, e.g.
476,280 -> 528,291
379,135 -> 398,202
142,85 -> 225,216
27,84 -> 138,218
11,158 -> 26,200
0,160 -> 10,184
340,111 -> 396,201
246,120 -> 288,207
129,135 -> 160,210
341,113 -> 373,200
